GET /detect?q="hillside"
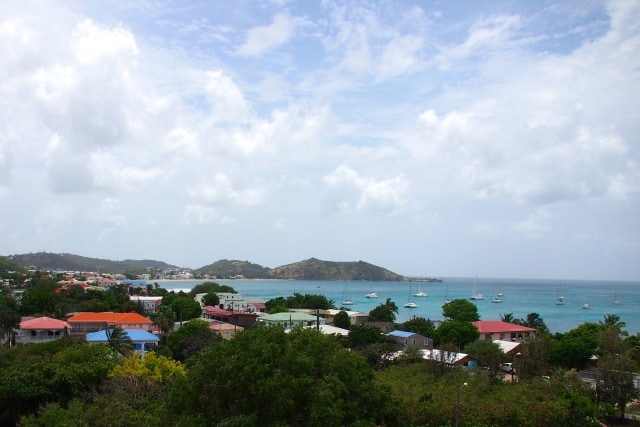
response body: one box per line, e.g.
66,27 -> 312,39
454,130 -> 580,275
266,257 -> 406,281
4,252 -> 179,274
194,259 -> 270,279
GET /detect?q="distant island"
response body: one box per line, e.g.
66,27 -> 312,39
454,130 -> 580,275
2,252 -> 442,282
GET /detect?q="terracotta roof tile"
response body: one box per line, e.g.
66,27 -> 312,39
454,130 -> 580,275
67,312 -> 153,324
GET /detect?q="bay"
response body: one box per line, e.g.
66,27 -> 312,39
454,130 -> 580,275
158,277 -> 640,335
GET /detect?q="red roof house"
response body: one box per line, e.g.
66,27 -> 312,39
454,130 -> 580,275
18,316 -> 71,343
471,320 -> 536,342
67,312 -> 154,333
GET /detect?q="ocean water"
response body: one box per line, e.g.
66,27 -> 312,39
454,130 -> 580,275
159,277 -> 640,335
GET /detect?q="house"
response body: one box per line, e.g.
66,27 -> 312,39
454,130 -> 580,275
323,309 -> 369,326
304,324 -> 350,336
472,320 -> 536,342
493,339 -> 524,356
17,317 -> 71,344
201,306 -> 258,329
202,319 -> 244,340
420,349 -> 476,368
386,330 -> 433,349
129,296 -> 163,313
67,312 -> 154,334
257,312 -> 325,329
86,328 -> 159,356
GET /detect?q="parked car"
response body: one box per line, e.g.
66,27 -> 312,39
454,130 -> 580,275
500,362 -> 515,373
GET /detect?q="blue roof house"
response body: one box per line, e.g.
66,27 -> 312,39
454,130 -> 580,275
86,328 -> 160,356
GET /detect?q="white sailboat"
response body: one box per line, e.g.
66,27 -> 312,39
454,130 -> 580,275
469,275 -> 484,300
404,283 -> 418,308
365,292 -> 379,298
555,289 -> 565,305
612,289 -> 621,305
341,282 -> 354,306
413,283 -> 428,297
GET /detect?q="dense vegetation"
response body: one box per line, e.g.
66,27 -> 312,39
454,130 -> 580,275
1,276 -> 639,426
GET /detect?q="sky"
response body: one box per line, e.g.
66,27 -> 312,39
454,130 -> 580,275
1,0 -> 639,281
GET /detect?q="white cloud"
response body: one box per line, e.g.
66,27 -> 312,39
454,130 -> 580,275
323,165 -> 409,214
181,205 -> 235,225
236,13 -> 303,56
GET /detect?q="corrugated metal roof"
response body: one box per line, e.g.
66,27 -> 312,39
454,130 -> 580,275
85,328 -> 159,343
67,312 -> 153,324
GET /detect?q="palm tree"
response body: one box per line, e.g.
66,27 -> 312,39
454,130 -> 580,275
105,326 -> 134,356
600,314 -> 626,330
500,313 -> 516,324
151,306 -> 175,344
519,312 -> 549,334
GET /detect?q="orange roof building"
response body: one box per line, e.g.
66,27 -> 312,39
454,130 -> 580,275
471,320 -> 536,342
67,312 -> 154,333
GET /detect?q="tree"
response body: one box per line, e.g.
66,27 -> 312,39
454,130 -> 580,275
442,299 -> 479,322
600,314 -> 626,331
518,312 -> 549,335
594,352 -> 639,420
151,305 -> 175,341
368,298 -> 399,322
333,310 -> 350,330
399,316 -> 436,339
500,312 -> 516,323
188,281 -> 236,298
167,319 -> 222,361
548,323 -> 601,369
464,339 -> 503,372
435,320 -> 479,349
166,327 -> 400,426
105,327 -> 134,356
201,291 -> 219,307
170,296 -> 202,323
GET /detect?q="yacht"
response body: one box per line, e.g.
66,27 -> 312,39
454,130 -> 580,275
365,292 -> 378,298
404,301 -> 418,308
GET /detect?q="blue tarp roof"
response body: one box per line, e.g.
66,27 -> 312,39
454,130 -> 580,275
86,328 -> 159,343
386,330 -> 415,338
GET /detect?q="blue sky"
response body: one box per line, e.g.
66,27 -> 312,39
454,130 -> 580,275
1,0 -> 638,280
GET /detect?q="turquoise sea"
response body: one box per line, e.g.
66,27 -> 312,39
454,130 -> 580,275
159,277 -> 640,335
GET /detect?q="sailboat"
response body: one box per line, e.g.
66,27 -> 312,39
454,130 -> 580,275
413,283 -> 428,297
612,289 -> 621,305
469,275 -> 484,300
341,282 -> 354,306
444,284 -> 451,304
404,283 -> 418,308
555,289 -> 565,305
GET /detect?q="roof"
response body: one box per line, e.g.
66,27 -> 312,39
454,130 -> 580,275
305,324 -> 350,336
259,312 -> 319,322
67,312 -> 153,325
493,339 -> 523,354
20,316 -> 71,330
86,328 -> 159,343
472,320 -> 536,333
386,330 -> 418,338
419,349 -> 472,364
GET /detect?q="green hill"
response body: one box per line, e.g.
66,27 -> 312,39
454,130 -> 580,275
4,252 -> 178,275
194,259 -> 271,279
266,258 -> 406,281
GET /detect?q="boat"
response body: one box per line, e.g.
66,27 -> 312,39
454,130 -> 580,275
444,284 -> 451,304
404,284 -> 418,308
582,303 -> 591,310
341,282 -> 354,306
491,295 -> 503,303
365,292 -> 379,298
612,289 -> 621,305
555,296 -> 565,305
413,284 -> 428,297
469,275 -> 484,300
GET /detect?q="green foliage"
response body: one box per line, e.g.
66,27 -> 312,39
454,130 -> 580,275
166,327 -> 401,426
368,297 -> 398,322
518,312 -> 550,335
105,326 -> 135,356
333,310 -> 351,329
19,286 -> 59,316
201,291 -> 220,307
442,299 -> 480,322
398,316 -> 436,338
464,339 -> 504,372
188,281 -> 236,297
548,322 -> 601,369
435,320 -> 480,348
170,296 -> 202,322
265,293 -> 334,312
168,319 -> 223,361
